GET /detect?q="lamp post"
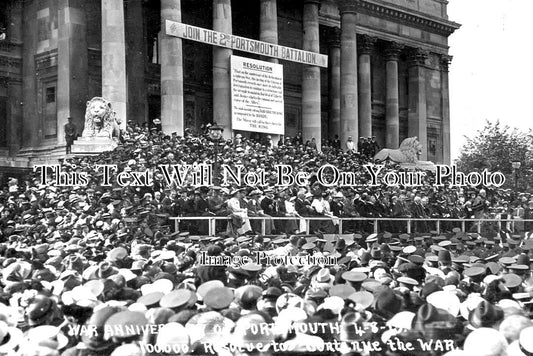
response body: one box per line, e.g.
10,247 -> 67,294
511,160 -> 521,189
208,123 -> 224,185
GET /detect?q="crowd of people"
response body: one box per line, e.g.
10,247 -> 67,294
0,122 -> 532,355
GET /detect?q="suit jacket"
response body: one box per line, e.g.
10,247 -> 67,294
294,198 -> 310,216
261,197 -> 276,216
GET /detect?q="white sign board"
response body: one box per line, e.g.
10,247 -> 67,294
166,20 -> 328,68
230,55 -> 284,135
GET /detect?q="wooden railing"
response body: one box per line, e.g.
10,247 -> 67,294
168,216 -> 533,236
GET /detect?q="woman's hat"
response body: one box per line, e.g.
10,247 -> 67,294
0,321 -> 23,354
468,300 -> 504,329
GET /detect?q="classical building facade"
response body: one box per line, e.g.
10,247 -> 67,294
0,0 -> 459,167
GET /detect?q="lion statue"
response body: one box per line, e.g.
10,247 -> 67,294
81,97 -> 121,140
374,137 -> 435,170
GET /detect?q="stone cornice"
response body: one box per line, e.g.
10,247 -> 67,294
321,1 -> 460,37
357,0 -> 460,37
0,75 -> 22,85
0,41 -> 22,53
35,49 -> 58,70
0,55 -> 22,69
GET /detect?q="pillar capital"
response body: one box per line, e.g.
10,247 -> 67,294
384,41 -> 404,61
440,54 -> 452,72
407,47 -> 429,66
338,0 -> 359,14
327,26 -> 341,47
357,34 -> 376,55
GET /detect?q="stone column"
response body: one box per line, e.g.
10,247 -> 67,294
8,80 -> 22,155
161,0 -> 184,134
260,0 -> 278,63
327,27 -> 341,139
338,0 -> 358,151
260,0 -> 281,144
213,0 -> 232,139
441,55 -> 452,164
358,34 -> 375,138
302,0 -> 321,150
21,0 -> 38,148
126,0 -> 147,124
8,1 -> 23,154
101,0 -> 126,130
57,0 -> 88,145
384,41 -> 403,148
407,48 -> 429,160
7,0 -> 23,43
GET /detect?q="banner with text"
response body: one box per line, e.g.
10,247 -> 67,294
166,20 -> 328,68
230,55 -> 284,135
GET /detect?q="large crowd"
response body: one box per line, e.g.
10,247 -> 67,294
0,122 -> 532,356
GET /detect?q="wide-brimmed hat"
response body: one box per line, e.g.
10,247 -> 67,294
506,326 -> 533,356
374,287 -> 402,319
459,294 -> 486,320
426,291 -> 460,317
463,327 -> 509,356
160,289 -> 196,310
329,284 -> 356,299
499,315 -> 533,345
204,287 -> 234,310
339,312 -> 373,342
312,268 -> 334,286
154,322 -> 189,353
186,311 -> 235,345
348,291 -> 374,311
317,296 -> 344,315
412,303 -> 456,333
197,280 -> 224,301
104,311 -> 148,339
0,321 -> 23,354
468,300 -> 504,329
276,293 -> 304,314
231,313 -> 274,350
81,306 -> 122,349
25,325 -> 69,351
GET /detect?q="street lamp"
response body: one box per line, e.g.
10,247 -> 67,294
208,123 -> 224,184
512,160 -> 521,189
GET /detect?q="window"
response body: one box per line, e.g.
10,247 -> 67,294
43,84 -> 57,139
46,87 -> 55,103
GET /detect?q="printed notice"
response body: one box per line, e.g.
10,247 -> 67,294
230,55 -> 284,135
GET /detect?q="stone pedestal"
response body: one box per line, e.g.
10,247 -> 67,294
71,137 -> 118,154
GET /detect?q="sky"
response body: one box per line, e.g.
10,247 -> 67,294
447,0 -> 533,161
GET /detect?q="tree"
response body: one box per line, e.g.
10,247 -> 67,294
455,120 -> 533,190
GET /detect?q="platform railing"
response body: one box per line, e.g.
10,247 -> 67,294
168,216 -> 533,236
